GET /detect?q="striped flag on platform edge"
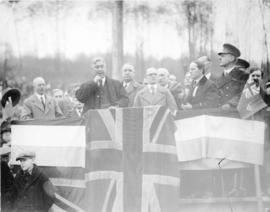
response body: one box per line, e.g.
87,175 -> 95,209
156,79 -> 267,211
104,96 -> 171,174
10,117 -> 86,212
84,106 -> 180,212
175,114 -> 265,170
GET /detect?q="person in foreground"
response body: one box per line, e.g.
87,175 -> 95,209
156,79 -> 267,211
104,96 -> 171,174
12,151 -> 56,212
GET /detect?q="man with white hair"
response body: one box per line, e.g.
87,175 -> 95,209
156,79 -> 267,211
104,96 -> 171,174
133,67 -> 177,114
158,68 -> 170,88
21,77 -> 62,120
121,63 -> 142,107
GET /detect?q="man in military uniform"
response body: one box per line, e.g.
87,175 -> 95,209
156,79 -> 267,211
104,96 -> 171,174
216,43 -> 249,109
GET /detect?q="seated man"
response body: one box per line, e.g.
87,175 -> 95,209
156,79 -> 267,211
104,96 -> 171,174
133,67 -> 177,115
182,61 -> 219,109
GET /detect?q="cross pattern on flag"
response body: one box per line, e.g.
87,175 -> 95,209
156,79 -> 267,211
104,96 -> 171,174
84,106 -> 180,212
11,107 -> 180,212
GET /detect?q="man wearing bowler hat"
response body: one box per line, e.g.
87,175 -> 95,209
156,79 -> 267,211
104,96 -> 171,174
12,151 -> 55,212
216,43 -> 249,109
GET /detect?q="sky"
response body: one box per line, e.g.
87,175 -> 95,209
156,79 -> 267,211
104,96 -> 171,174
0,0 -> 269,63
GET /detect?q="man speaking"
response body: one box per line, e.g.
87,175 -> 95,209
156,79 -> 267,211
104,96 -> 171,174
76,57 -> 128,114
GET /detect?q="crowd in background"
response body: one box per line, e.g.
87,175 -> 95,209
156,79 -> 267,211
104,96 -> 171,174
2,43 -> 270,210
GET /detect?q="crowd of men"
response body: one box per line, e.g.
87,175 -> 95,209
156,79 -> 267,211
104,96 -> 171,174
2,43 -> 270,125
1,43 -> 270,211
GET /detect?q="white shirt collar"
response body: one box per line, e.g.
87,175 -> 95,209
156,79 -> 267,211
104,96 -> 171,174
94,76 -> 106,86
224,66 -> 235,75
194,75 -> 204,85
35,93 -> 45,100
148,84 -> 157,93
123,81 -> 131,88
205,72 -> 211,79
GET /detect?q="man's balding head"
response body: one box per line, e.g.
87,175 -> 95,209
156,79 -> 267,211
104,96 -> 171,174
33,77 -> 46,95
158,68 -> 170,86
146,67 -> 158,85
122,63 -> 135,82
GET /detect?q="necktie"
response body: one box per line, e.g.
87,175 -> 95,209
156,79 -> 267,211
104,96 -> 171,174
192,85 -> 198,97
40,96 -> 45,109
98,79 -> 103,87
151,85 -> 155,94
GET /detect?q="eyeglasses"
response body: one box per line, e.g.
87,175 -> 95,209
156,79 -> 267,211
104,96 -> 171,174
251,74 -> 261,78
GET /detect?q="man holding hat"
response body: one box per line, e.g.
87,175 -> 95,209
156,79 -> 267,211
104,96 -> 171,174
216,43 -> 249,109
12,151 -> 56,212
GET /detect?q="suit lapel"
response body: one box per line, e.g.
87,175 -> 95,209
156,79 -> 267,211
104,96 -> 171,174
32,95 -> 45,112
151,86 -> 165,104
216,73 -> 231,88
140,88 -> 153,104
44,95 -> 52,114
20,167 -> 41,194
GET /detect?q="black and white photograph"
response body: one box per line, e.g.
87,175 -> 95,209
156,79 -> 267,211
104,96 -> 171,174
1,0 -> 270,211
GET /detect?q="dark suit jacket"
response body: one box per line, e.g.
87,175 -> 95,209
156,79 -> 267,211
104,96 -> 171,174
215,67 -> 249,107
187,76 -> 219,108
260,86 -> 270,106
12,165 -> 55,212
1,160 -> 14,211
76,76 -> 129,114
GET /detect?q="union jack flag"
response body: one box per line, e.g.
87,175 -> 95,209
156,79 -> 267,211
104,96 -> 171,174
84,106 -> 180,212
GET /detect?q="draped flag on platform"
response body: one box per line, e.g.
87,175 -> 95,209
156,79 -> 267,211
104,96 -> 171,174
84,106 -> 179,212
11,118 -> 87,212
10,106 -> 180,212
175,114 -> 265,170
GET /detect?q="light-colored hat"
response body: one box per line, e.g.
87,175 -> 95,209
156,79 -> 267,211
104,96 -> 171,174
16,151 -> 36,161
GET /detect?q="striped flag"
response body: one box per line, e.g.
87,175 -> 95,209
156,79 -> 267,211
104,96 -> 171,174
10,107 -> 180,211
175,113 -> 265,170
84,106 -> 179,212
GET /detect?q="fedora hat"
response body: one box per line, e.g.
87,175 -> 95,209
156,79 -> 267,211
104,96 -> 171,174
1,88 -> 21,107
